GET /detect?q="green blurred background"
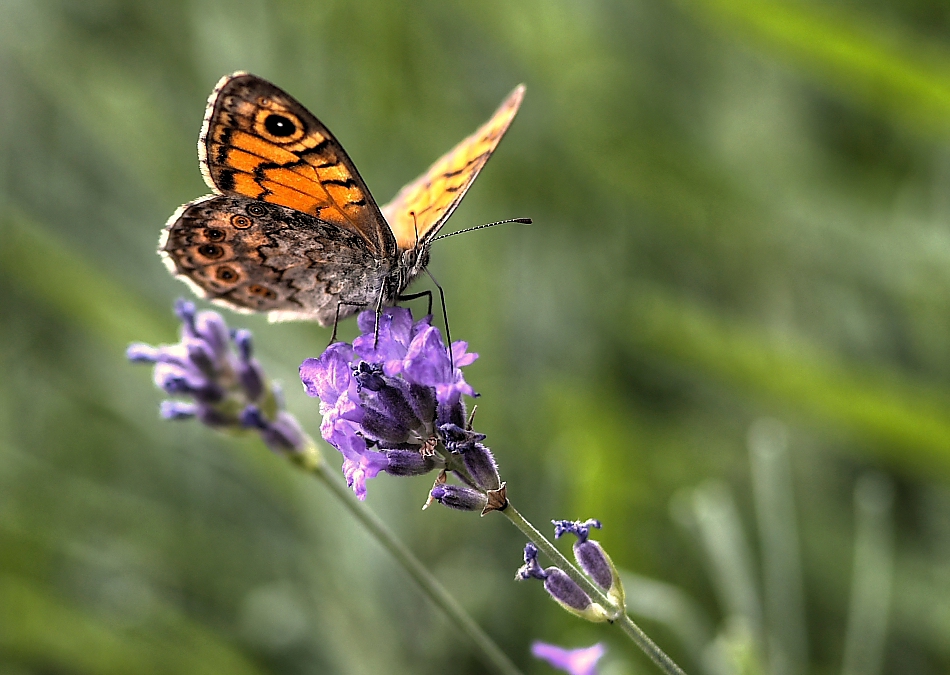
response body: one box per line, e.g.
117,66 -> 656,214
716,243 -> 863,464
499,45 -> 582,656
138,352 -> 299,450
2,0 -> 950,673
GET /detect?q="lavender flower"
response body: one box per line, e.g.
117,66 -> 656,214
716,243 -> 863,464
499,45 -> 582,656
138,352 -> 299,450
554,519 -> 626,608
531,642 -> 606,675
300,307 -> 503,504
128,299 -> 312,456
516,544 -> 611,623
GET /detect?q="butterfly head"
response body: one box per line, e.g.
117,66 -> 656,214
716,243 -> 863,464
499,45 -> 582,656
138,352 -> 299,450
396,243 -> 432,291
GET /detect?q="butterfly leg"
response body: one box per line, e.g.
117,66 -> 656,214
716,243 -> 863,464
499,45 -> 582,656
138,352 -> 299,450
422,268 -> 454,369
398,290 -> 434,317
372,287 -> 388,348
330,300 -> 367,344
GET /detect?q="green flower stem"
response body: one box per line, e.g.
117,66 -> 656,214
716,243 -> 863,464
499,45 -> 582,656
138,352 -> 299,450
502,502 -> 687,675
290,438 -> 523,675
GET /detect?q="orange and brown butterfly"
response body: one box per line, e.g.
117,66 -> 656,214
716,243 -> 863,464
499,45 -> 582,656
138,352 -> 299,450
160,72 -> 525,328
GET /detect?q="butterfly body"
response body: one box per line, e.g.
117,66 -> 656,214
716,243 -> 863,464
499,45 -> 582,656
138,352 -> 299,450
161,73 -> 523,326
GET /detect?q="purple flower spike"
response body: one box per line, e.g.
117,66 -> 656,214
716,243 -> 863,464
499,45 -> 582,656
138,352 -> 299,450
300,306 -> 485,500
531,642 -> 606,675
130,300 -> 311,456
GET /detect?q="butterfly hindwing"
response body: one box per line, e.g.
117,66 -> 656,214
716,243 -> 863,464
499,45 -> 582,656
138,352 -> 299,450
161,194 -> 388,325
200,72 -> 395,258
381,85 -> 525,251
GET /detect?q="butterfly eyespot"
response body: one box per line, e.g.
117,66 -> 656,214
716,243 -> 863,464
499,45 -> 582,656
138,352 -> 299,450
245,203 -> 268,217
231,214 -> 253,229
247,284 -> 277,300
204,228 -> 226,241
215,266 -> 239,282
197,244 -> 224,259
264,114 -> 296,137
258,96 -> 271,106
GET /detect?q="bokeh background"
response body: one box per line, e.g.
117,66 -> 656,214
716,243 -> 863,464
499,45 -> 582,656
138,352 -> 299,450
2,0 -> 950,673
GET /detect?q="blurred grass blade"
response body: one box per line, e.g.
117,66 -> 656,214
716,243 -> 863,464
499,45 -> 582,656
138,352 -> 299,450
627,288 -> 950,476
0,574 -> 266,675
678,0 -> 950,136
0,210 -> 173,346
841,472 -> 894,675
748,419 -> 808,675
691,481 -> 766,664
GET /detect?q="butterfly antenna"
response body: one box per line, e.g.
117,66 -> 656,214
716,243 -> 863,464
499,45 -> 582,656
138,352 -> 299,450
430,218 -> 531,242
411,210 -> 420,248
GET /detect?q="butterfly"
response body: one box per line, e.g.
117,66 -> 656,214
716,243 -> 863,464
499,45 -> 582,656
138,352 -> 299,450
160,72 -> 525,332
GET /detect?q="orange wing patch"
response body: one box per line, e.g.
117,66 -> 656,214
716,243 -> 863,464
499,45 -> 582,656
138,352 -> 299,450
381,85 -> 525,251
200,73 -> 395,257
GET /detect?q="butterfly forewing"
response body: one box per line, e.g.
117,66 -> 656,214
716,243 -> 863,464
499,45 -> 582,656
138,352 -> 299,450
200,73 -> 395,258
381,84 -> 525,251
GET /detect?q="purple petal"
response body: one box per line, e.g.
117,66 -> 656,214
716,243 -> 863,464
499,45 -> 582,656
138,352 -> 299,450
353,307 -> 415,366
451,340 -> 478,368
321,417 -> 366,457
401,325 -> 452,388
300,343 -> 356,402
531,643 -> 606,675
342,450 -> 389,500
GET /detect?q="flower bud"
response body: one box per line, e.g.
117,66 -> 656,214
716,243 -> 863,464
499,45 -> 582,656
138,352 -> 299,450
461,442 -> 500,491
516,544 -> 611,623
160,401 -> 197,420
385,450 -> 439,477
553,519 -> 625,609
429,484 -> 488,512
241,406 -> 306,454
233,329 -> 265,401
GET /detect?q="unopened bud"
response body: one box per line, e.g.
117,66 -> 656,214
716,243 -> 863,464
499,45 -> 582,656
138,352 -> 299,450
553,519 -> 625,609
516,544 -> 611,623
430,484 -> 487,512
385,449 -> 439,477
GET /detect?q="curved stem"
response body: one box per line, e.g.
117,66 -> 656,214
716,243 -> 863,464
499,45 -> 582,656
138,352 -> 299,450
292,441 -> 523,675
502,502 -> 687,675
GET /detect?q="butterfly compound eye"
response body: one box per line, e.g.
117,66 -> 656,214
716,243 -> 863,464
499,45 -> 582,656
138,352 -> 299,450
264,114 -> 296,137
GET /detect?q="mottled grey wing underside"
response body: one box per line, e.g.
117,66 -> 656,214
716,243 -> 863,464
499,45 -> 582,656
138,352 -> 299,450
160,194 -> 390,325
